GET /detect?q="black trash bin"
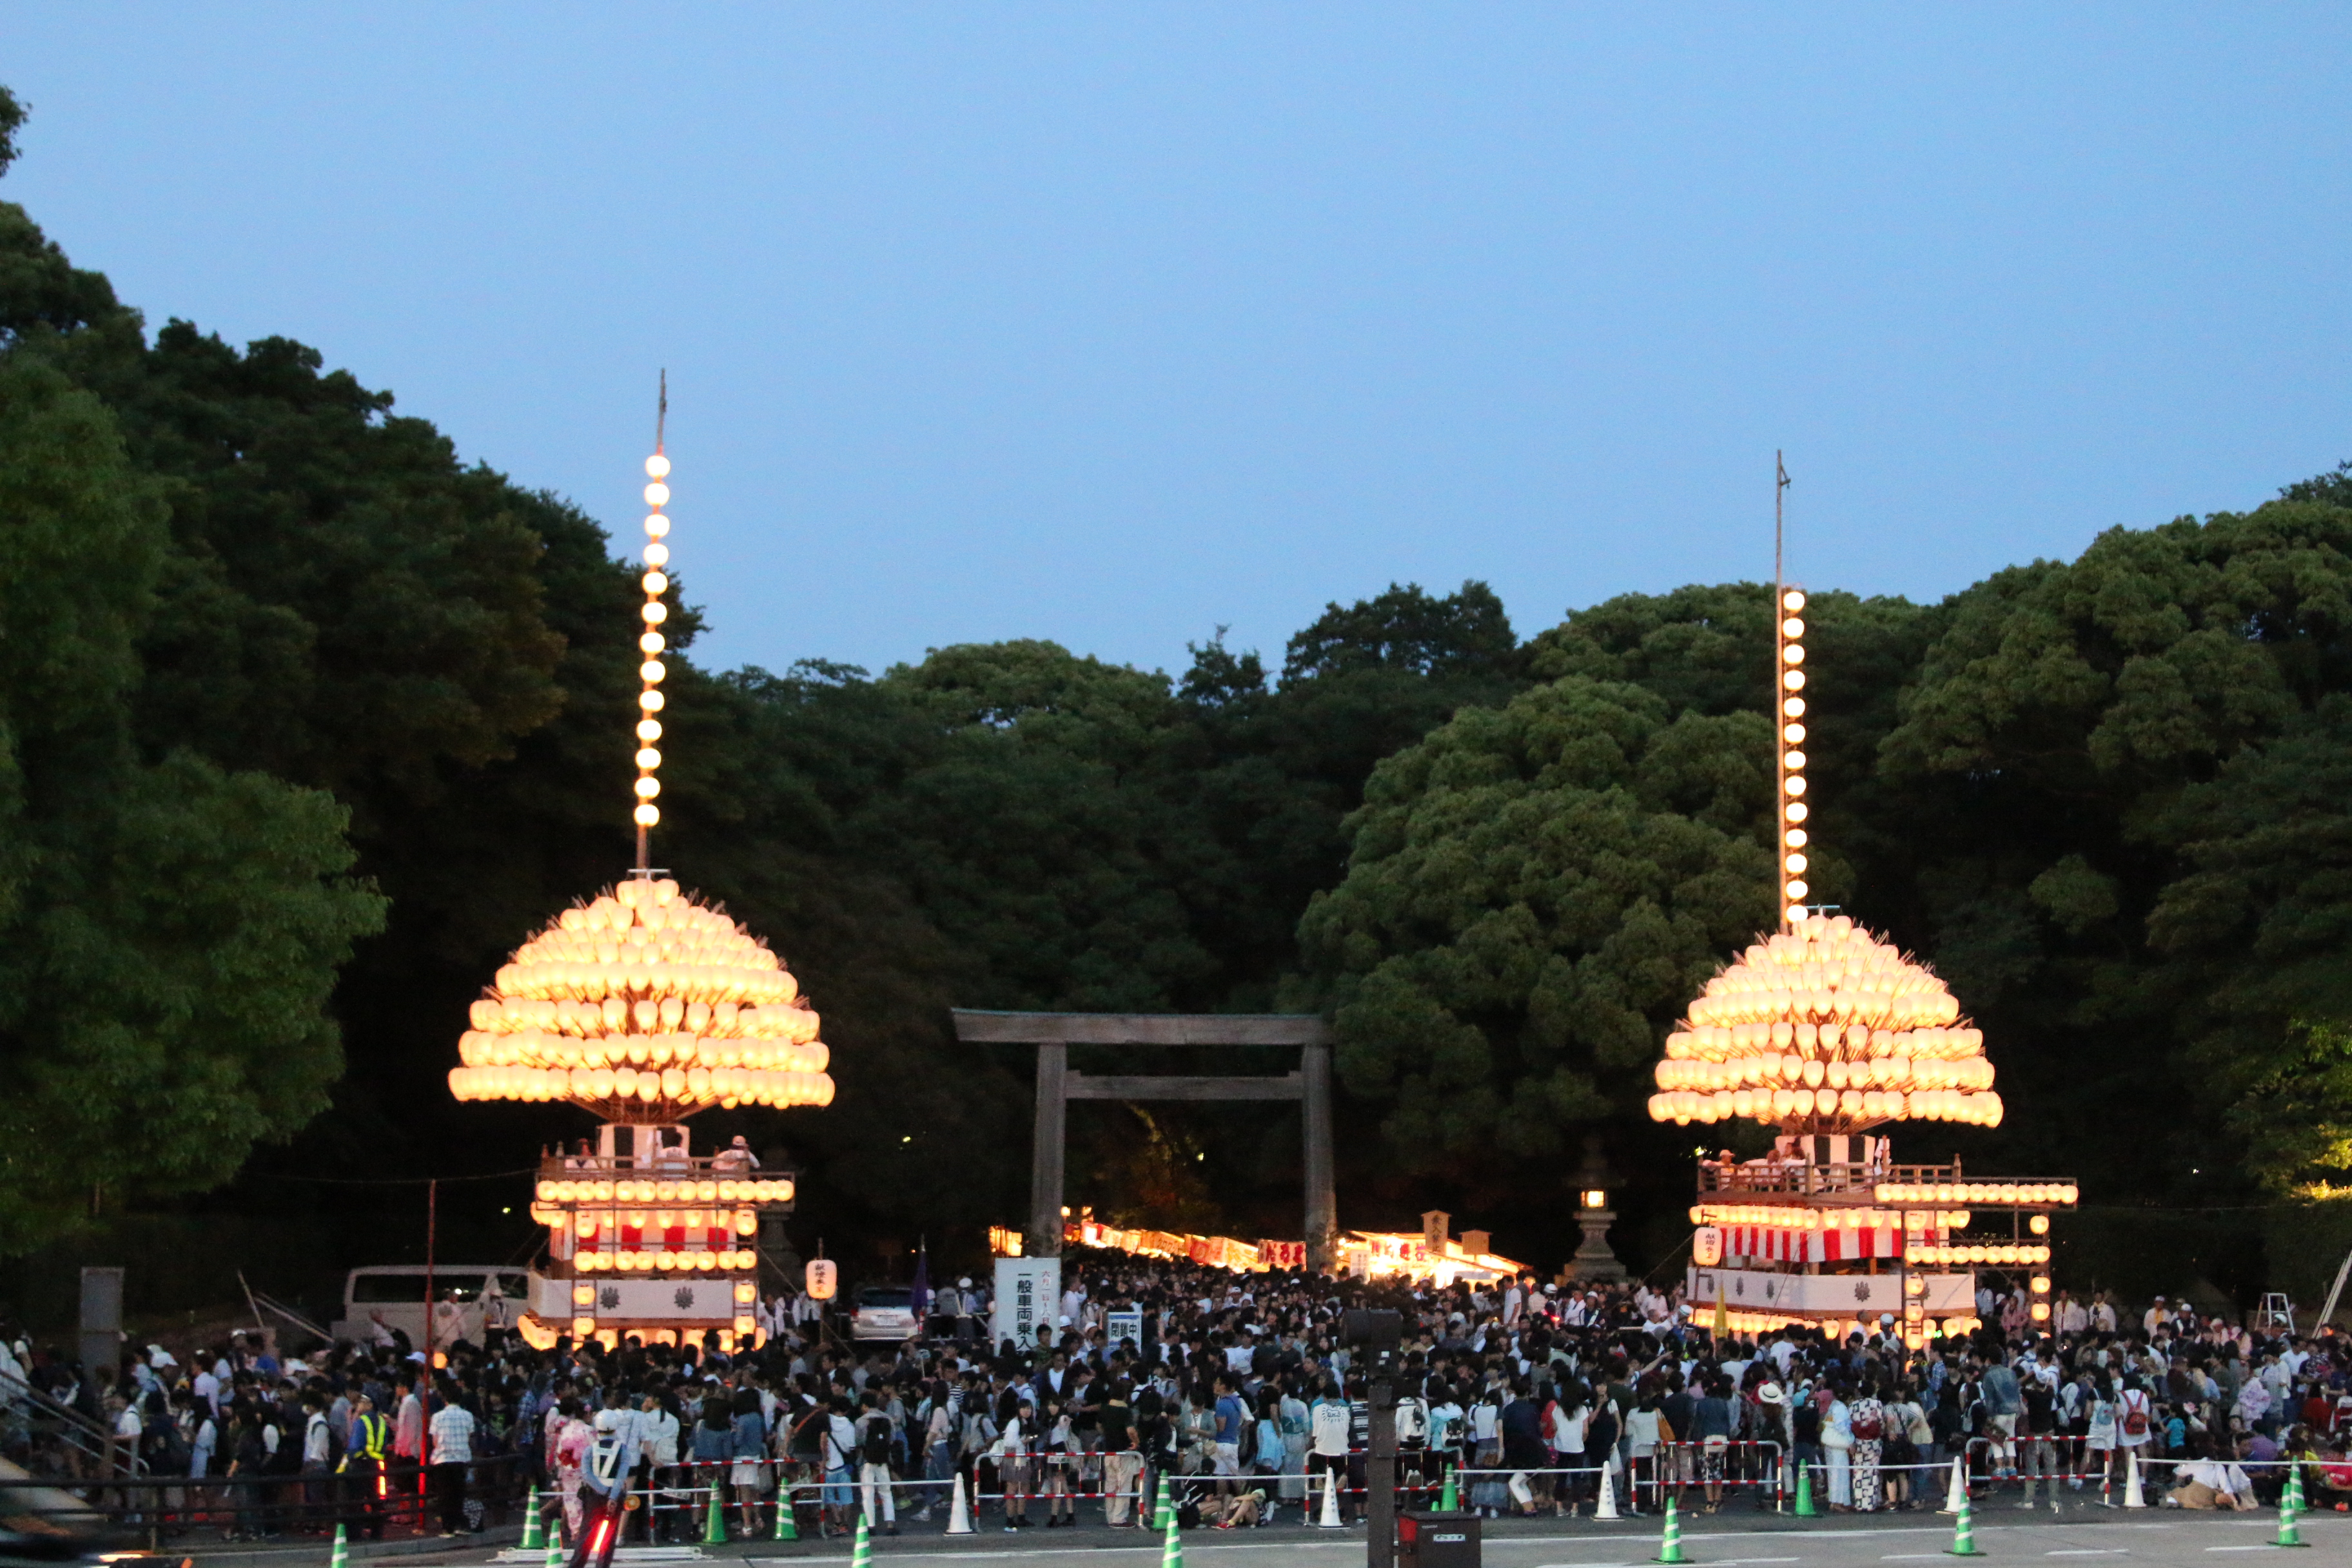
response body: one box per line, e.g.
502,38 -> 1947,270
1398,1508 -> 1480,1568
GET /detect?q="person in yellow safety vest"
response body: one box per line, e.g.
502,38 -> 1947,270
341,1393 -> 393,1540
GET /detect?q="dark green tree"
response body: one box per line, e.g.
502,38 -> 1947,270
0,355 -> 384,1251
1300,676 -> 1778,1165
1877,497 -> 2352,1210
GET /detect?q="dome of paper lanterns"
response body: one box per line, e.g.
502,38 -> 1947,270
448,876 -> 834,1121
1645,913 -> 1999,1133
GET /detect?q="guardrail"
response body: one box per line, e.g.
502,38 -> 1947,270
0,1452 -> 531,1552
0,1373 -> 146,1482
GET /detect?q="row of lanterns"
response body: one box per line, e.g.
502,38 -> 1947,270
458,1033 -> 828,1073
538,1177 -> 792,1204
543,1206 -> 753,1236
634,452 -> 673,830
493,957 -> 794,1006
1689,1203 -> 1970,1231
471,995 -> 816,1043
1876,1181 -> 2077,1206
1650,1086 -> 2003,1126
447,1062 -> 833,1108
1712,1310 -> 1984,1341
1667,1023 -> 1984,1062
571,1248 -> 757,1273
1656,1052 -> 1994,1092
1777,589 -> 1812,922
1907,1241 -> 2052,1266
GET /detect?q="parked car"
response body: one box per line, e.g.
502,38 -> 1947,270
850,1285 -> 920,1342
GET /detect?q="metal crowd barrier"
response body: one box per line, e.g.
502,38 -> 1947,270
0,1453 -> 534,1553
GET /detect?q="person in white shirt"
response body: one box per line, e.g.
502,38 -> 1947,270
109,1394 -> 142,1491
301,1394 -> 333,1513
191,1362 -> 222,1420
427,1393 -> 478,1536
637,1393 -> 681,1543
186,1397 -> 218,1480
1547,1387 -> 1589,1516
1308,1383 -> 1357,1524
991,1399 -> 1036,1533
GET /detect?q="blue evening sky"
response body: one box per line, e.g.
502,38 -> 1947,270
9,6 -> 2349,680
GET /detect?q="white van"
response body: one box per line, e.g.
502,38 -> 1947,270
329,1266 -> 533,1350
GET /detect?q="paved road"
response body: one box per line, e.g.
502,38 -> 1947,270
698,1510 -> 2345,1566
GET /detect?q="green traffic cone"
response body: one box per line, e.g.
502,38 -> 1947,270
773,1482 -> 798,1541
1153,1473 -> 1173,1531
850,1511 -> 873,1568
1946,1493 -> 1984,1557
519,1489 -> 544,1551
329,1522 -> 349,1568
702,1478 -> 727,1544
543,1518 -> 564,1568
1162,1505 -> 1184,1568
1794,1462 -> 1818,1518
1656,1494 -> 1687,1565
1440,1463 -> 1458,1512
2274,1463 -> 2308,1548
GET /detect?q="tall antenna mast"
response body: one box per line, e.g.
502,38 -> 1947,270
1775,449 -> 1787,596
634,373 -> 673,873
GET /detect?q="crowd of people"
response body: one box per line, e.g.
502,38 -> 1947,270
5,1254 -> 2352,1544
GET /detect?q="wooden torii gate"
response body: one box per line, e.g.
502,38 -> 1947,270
950,1010 -> 1338,1272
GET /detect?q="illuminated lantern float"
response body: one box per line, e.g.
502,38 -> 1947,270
1651,589 -> 2075,1349
449,421 -> 832,1351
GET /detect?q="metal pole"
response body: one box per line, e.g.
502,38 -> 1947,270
2318,1246 -> 2352,1330
424,1179 -> 437,1370
1366,1373 -> 1397,1568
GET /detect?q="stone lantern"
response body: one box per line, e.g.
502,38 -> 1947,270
1563,1137 -> 1626,1283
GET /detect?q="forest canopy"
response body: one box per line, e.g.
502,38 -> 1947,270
3,84 -> 2349,1304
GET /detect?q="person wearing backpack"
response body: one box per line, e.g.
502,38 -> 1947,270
852,1390 -> 899,1535
2084,1375 -> 2120,1491
2115,1373 -> 2155,1484
818,1395 -> 858,1540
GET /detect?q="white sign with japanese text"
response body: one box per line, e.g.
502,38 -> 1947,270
992,1257 -> 1062,1351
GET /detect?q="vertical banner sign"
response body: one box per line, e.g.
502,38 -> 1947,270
1105,1308 -> 1144,1351
992,1257 -> 1061,1351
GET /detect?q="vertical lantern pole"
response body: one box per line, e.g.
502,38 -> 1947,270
1775,455 -> 1809,931
634,374 -> 672,874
